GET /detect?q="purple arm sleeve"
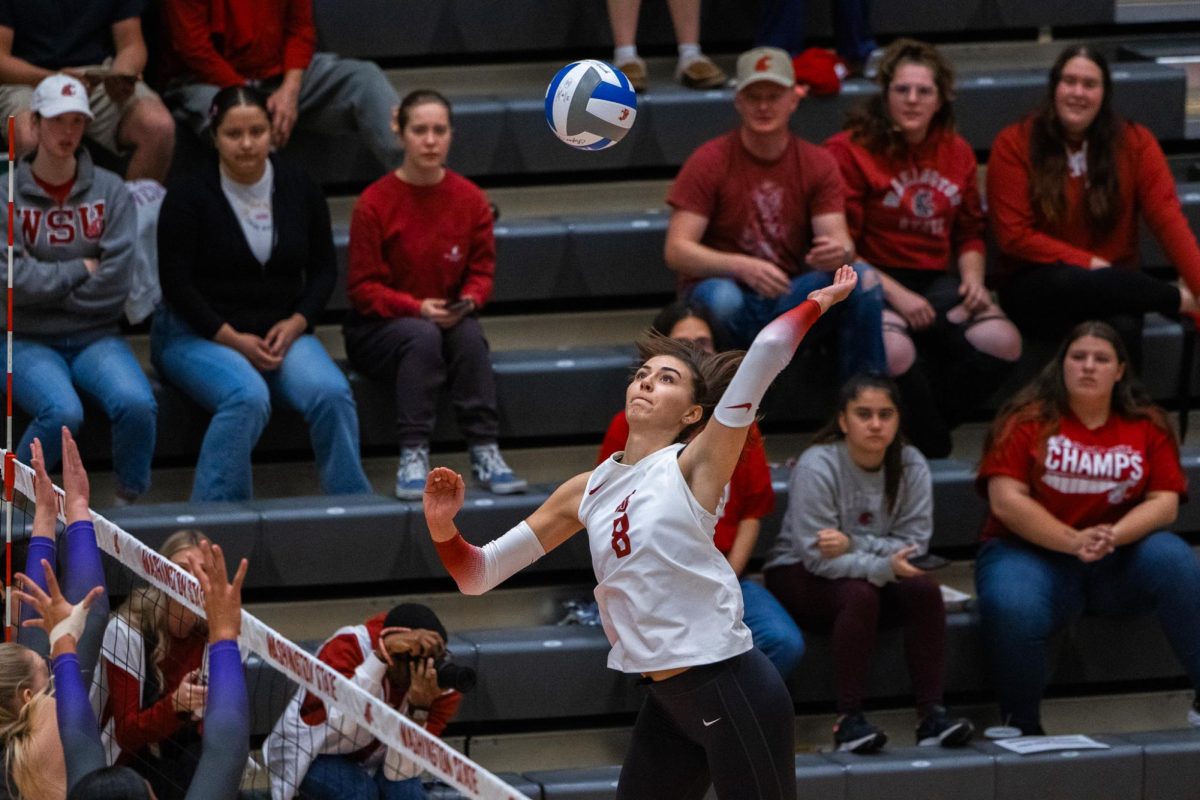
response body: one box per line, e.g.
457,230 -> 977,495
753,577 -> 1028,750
186,639 -> 249,800
53,652 -> 108,791
19,537 -> 57,643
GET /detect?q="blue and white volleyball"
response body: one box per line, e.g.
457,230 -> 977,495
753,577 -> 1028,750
545,60 -> 638,151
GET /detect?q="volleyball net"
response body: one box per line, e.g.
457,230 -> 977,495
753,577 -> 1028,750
0,452 -> 530,800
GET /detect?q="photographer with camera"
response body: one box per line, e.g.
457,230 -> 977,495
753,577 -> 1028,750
264,603 -> 470,800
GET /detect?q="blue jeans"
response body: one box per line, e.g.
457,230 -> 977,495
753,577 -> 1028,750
756,0 -> 877,61
975,534 -> 1200,732
12,335 -> 157,496
741,578 -> 805,680
151,307 -> 372,502
688,262 -> 885,382
300,755 -> 426,800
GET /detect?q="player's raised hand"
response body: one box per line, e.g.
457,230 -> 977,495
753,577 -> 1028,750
30,438 -> 57,540
61,427 -> 91,523
807,264 -> 858,313
424,467 -> 466,541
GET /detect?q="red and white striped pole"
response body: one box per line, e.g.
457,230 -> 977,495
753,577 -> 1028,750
5,115 -> 14,642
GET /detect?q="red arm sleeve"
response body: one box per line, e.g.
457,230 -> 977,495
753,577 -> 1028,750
596,411 -> 630,464
164,0 -> 246,87
666,141 -> 722,218
1132,127 -> 1200,295
346,195 -> 422,318
954,145 -> 987,258
1146,423 -> 1189,500
425,690 -> 463,737
281,0 -> 317,73
105,657 -> 186,754
735,435 -> 776,521
825,136 -> 866,241
458,193 -> 495,308
299,633 -> 370,725
809,147 -> 846,217
986,124 -> 1094,267
976,417 -> 1038,496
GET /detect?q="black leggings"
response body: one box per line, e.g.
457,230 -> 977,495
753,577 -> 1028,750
616,649 -> 796,800
999,261 -> 1180,364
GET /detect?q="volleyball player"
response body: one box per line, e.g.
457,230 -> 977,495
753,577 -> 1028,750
425,265 -> 859,800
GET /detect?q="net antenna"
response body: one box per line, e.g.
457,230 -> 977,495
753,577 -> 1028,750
4,114 -> 14,642
0,453 -> 531,799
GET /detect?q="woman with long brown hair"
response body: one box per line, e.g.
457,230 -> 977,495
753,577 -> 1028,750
826,38 -> 1020,458
764,374 -> 972,753
975,320 -> 1200,735
425,269 -> 857,800
92,530 -> 211,798
988,45 -> 1200,359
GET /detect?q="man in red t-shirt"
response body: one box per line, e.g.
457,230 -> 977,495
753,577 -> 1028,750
664,46 -> 885,382
160,0 -> 401,169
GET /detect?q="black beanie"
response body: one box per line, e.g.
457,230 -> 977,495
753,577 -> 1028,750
383,603 -> 447,641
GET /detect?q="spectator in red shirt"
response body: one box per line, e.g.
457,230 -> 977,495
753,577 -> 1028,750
92,530 -> 211,800
160,0 -> 401,169
826,40 -> 1021,458
987,45 -> 1200,363
264,603 -> 465,800
975,320 -> 1200,735
665,46 -> 885,383
596,300 -> 805,681
344,90 -> 525,501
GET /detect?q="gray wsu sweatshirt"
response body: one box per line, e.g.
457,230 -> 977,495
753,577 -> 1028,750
2,149 -> 136,342
765,440 -> 933,586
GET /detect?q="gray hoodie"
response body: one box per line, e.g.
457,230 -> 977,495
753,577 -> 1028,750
764,440 -> 933,586
2,148 -> 137,342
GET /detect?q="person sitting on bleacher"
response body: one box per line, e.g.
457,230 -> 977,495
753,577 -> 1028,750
665,46 -> 885,382
0,0 -> 176,183
596,300 -> 805,682
606,0 -> 727,92
160,0 -> 401,170
265,603 -> 463,800
24,538 -> 248,800
825,39 -> 1021,459
764,374 -> 973,753
90,530 -> 214,799
0,429 -> 109,800
976,320 -> 1200,736
988,44 -> 1200,363
154,85 -> 372,503
2,74 -> 157,507
344,89 -> 526,501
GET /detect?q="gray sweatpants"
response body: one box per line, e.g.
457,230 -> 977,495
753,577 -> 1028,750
166,52 -> 402,169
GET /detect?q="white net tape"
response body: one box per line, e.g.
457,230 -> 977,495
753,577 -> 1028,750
0,450 -> 531,800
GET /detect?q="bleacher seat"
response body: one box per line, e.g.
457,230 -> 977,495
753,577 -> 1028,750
826,745 -> 994,800
1119,728 -> 1200,800
980,735 -> 1145,800
282,62 -> 1185,186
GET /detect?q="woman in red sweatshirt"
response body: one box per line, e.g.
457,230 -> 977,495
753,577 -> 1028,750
987,44 -> 1200,362
826,39 -> 1021,457
343,90 -> 526,502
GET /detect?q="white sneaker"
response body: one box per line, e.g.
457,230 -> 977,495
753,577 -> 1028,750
469,443 -> 528,495
394,445 -> 430,501
1189,699 -> 1200,728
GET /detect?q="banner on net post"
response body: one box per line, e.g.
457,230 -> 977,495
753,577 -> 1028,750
0,451 -> 532,800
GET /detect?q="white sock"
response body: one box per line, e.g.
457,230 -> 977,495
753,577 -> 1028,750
677,42 -> 702,68
614,45 -> 639,64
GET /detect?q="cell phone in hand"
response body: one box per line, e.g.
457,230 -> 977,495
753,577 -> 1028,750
445,298 -> 472,314
907,552 -> 950,571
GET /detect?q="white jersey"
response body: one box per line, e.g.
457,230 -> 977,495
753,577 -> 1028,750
579,443 -> 753,673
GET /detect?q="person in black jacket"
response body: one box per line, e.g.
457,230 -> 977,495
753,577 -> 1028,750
153,85 -> 372,501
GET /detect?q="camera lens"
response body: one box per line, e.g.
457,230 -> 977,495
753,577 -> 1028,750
435,660 -> 477,693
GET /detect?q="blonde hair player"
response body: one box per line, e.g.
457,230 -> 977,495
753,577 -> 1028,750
425,266 -> 858,800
